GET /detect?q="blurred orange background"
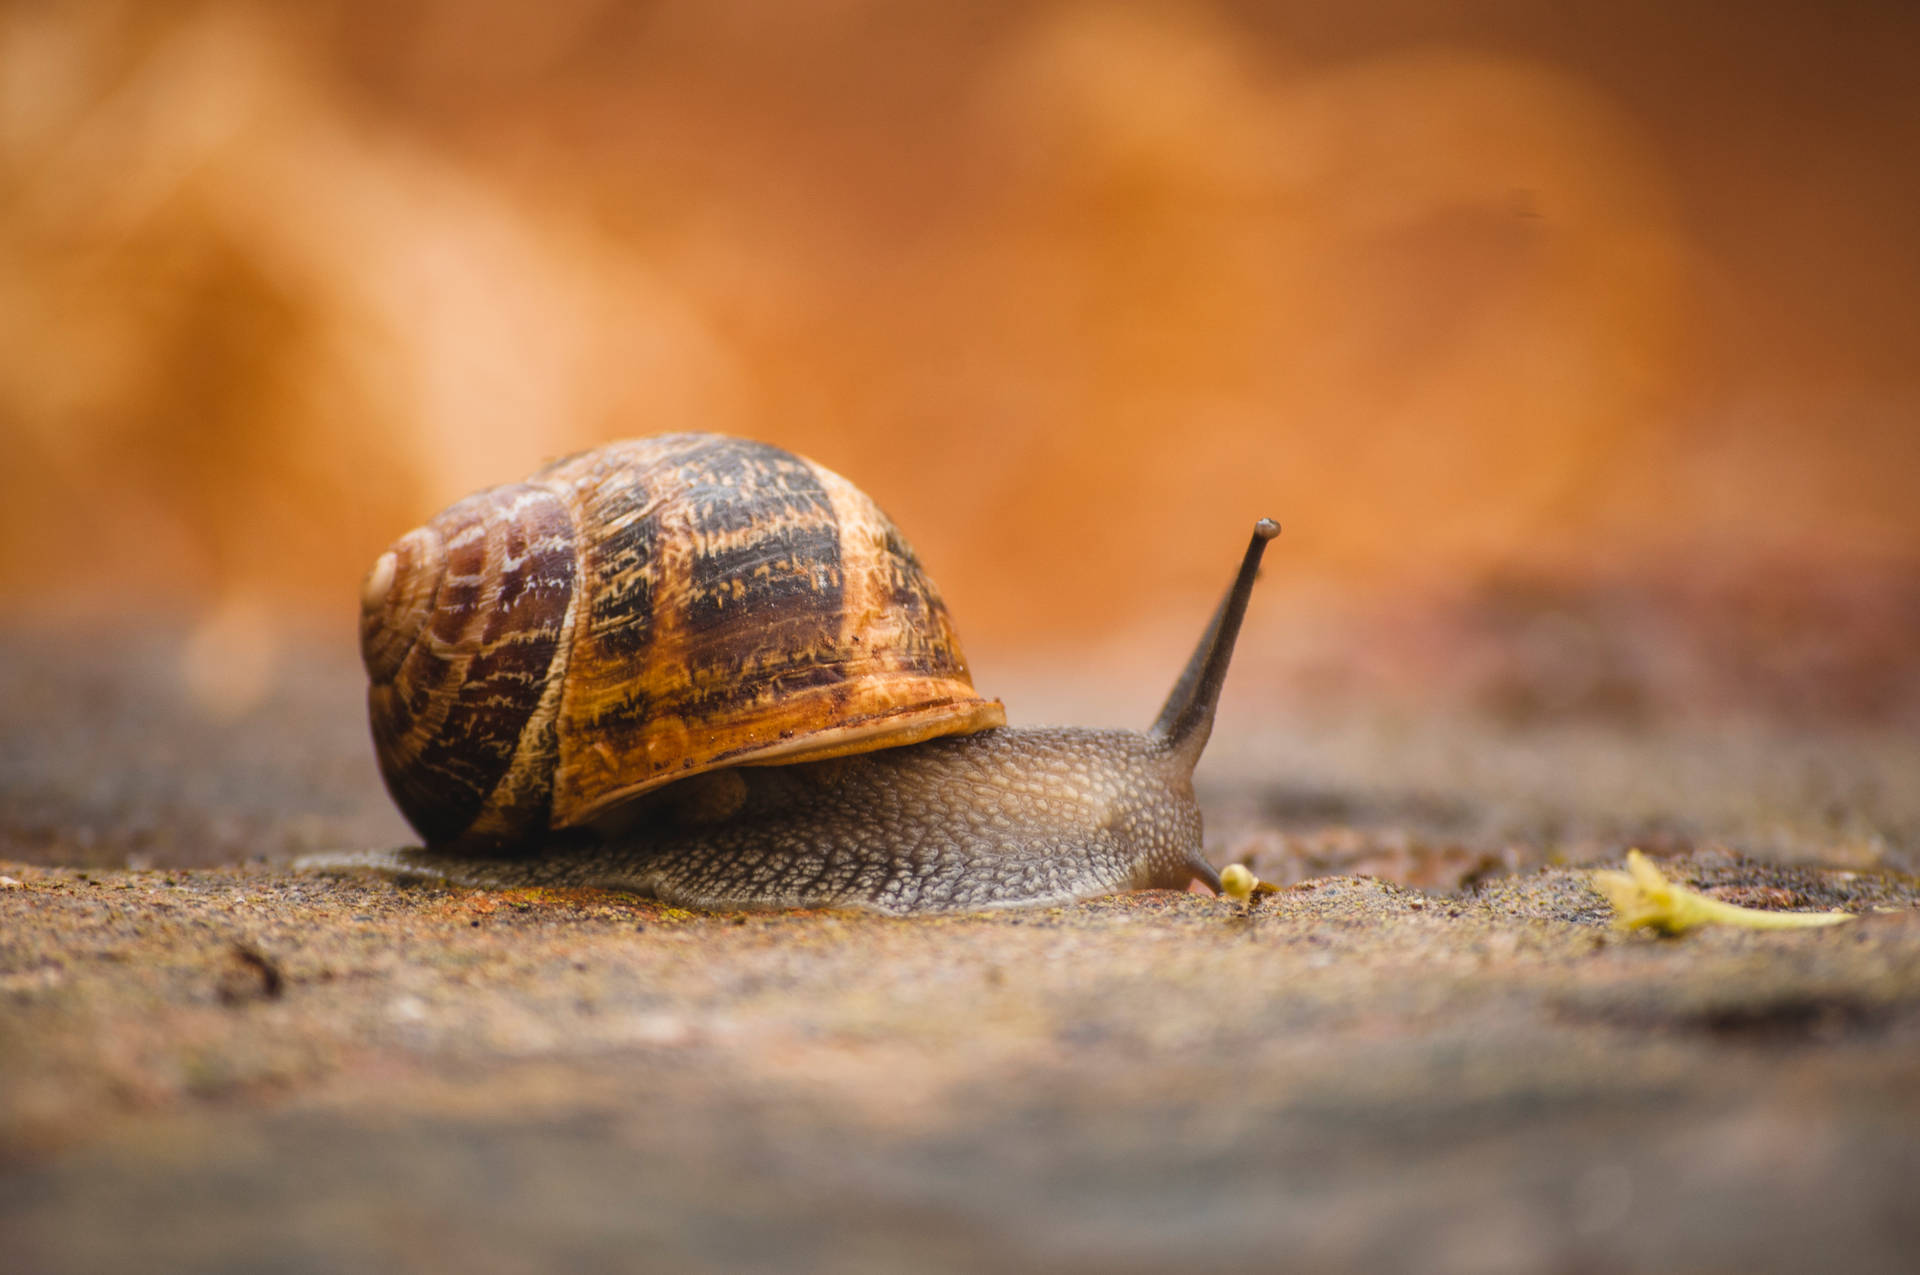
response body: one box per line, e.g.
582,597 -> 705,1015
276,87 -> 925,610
3,0 -> 1916,724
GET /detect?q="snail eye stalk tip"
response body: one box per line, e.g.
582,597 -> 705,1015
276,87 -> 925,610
1151,518 -> 1281,765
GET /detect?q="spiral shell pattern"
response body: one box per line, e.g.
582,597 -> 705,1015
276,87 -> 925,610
359,434 -> 1004,850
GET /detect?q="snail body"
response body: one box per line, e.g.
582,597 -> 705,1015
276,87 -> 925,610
329,434 -> 1276,914
378,728 -> 1199,912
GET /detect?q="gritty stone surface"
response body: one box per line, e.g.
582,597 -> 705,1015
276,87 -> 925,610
3,632 -> 1919,1273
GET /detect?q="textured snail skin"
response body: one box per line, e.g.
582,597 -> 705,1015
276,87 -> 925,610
328,727 -> 1211,914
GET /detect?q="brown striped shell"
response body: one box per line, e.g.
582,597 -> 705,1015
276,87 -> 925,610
359,434 -> 1005,850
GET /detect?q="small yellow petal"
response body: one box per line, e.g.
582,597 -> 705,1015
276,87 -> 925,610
1592,849 -> 1854,935
1220,864 -> 1257,902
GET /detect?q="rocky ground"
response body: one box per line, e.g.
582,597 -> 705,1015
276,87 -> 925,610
3,630 -> 1918,1273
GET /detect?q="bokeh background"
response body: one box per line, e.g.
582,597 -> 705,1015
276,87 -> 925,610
11,11 -> 1920,1266
4,0 -> 1918,734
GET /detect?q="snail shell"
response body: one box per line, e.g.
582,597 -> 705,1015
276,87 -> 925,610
360,434 -> 1005,851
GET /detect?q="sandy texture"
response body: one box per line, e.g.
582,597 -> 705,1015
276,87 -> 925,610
3,632 -> 1919,1272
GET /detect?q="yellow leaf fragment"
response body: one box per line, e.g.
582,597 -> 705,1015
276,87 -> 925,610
1219,864 -> 1280,903
1591,849 -> 1855,935
1220,864 -> 1257,902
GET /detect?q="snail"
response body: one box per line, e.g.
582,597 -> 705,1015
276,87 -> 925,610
319,433 -> 1276,914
